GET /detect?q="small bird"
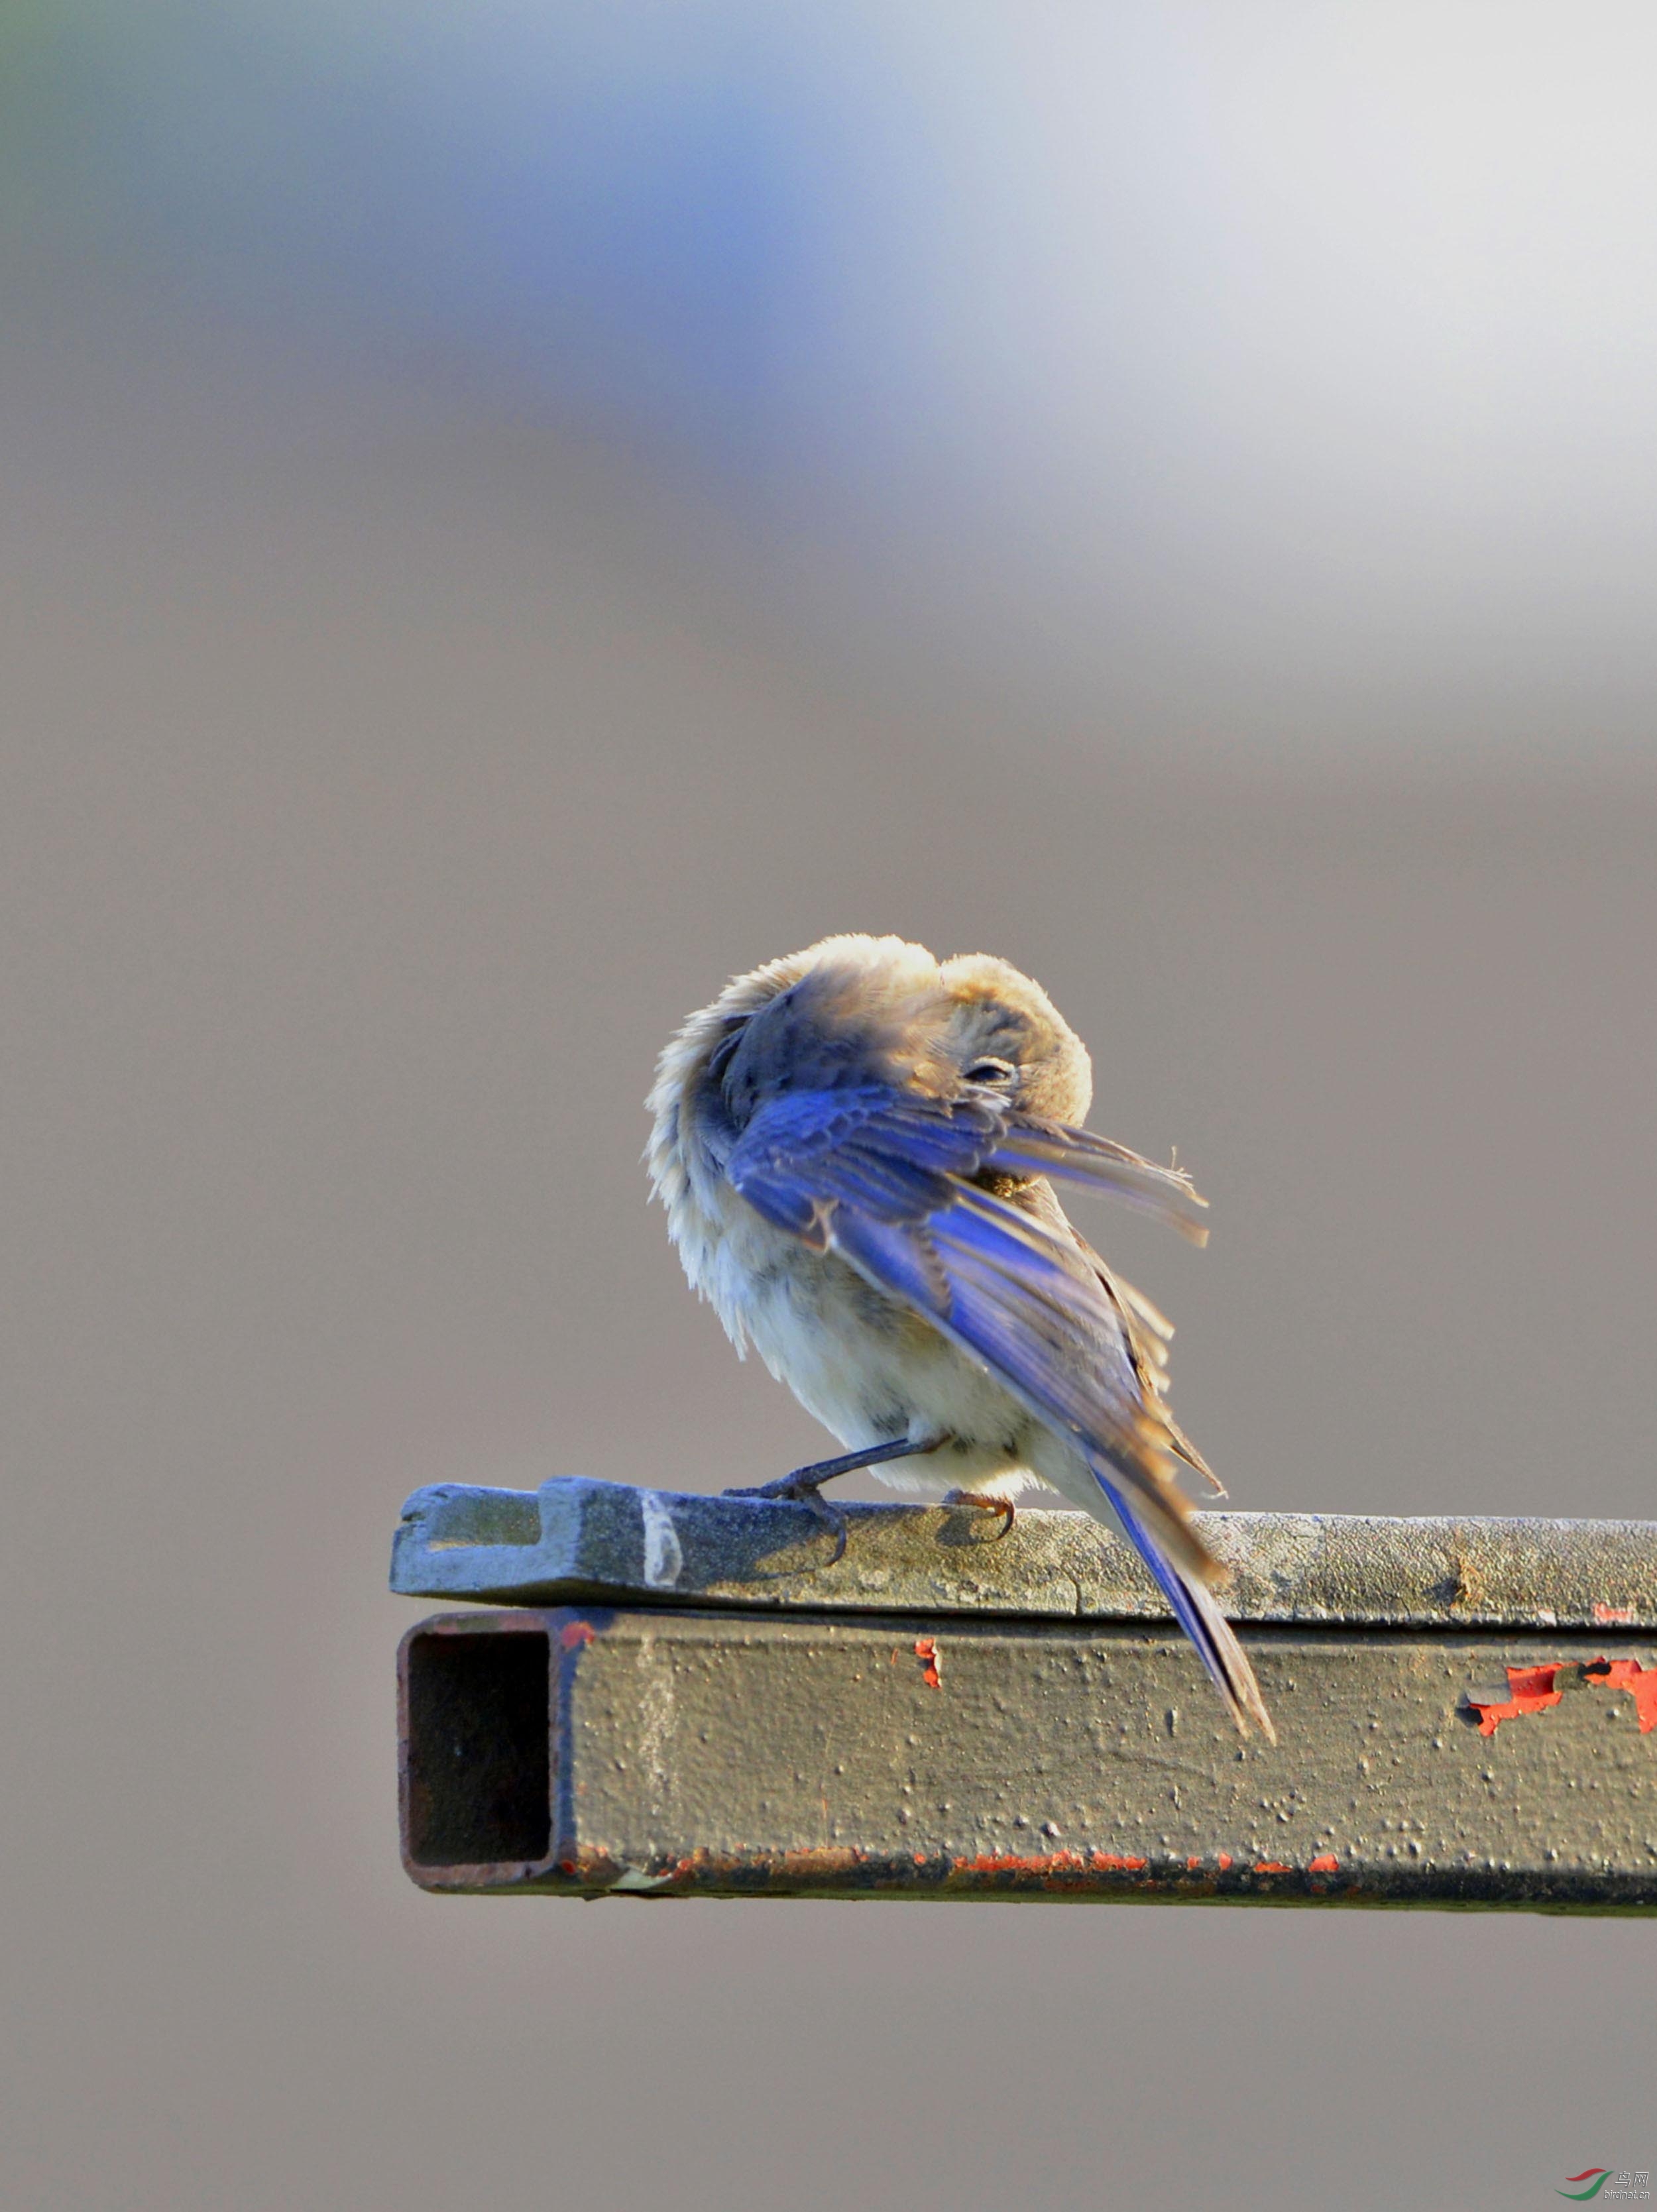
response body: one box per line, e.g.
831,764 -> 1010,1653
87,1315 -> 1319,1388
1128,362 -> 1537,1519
646,934 -> 1273,1740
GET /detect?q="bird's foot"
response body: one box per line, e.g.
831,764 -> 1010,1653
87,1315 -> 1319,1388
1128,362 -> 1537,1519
943,1490 -> 1017,1541
724,1465 -> 853,1564
725,1437 -> 944,1569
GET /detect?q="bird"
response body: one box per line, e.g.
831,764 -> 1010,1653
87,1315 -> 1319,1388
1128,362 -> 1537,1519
646,932 -> 1274,1740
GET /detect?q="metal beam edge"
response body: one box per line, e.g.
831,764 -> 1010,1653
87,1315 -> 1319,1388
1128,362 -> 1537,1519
392,1476 -> 1657,1629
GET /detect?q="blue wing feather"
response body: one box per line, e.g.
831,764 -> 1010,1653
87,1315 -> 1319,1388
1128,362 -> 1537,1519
984,1118 -> 1210,1243
726,1083 -> 1269,1738
1092,1468 -> 1277,1742
730,1087 -> 1172,1495
732,1086 -> 993,1231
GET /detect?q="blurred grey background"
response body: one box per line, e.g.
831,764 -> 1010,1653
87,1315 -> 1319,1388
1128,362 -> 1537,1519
4,4 -> 1655,2207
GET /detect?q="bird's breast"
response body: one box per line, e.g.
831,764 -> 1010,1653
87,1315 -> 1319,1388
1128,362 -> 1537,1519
732,1223 -> 1030,1460
662,1123 -> 1031,1457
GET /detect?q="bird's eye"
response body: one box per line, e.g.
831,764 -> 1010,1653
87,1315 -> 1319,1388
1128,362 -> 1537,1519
965,1058 -> 1017,1085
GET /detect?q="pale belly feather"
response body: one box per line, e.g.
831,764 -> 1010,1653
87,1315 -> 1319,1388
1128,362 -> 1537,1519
728,1222 -> 1056,1499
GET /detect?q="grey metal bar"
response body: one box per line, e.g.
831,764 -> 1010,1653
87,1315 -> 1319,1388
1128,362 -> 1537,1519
393,1476 -> 1657,1629
394,1486 -> 1654,1902
399,1604 -> 1657,1905
393,1480 -> 1657,1906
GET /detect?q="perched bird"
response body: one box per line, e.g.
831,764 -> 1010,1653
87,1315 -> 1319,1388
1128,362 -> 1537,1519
646,934 -> 1273,1740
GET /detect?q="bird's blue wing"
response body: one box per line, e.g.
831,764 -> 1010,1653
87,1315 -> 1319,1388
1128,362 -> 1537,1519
728,1085 -> 1271,1738
1090,1468 -> 1277,1741
728,1087 -> 1189,1533
727,1085 -> 1000,1241
984,1117 -> 1210,1243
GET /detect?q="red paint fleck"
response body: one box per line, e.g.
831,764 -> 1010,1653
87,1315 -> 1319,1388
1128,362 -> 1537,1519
1216,1853 -> 1233,1871
1471,1658 -> 1657,1735
652,1846 -> 876,1889
1091,1852 -> 1149,1871
958,1850 -> 1091,1878
1583,1657 -> 1657,1732
558,1619 -> 596,1651
1308,1853 -> 1340,1874
914,1636 -> 941,1688
1186,1855 -> 1202,1871
1593,1602 -> 1636,1624
1253,1861 -> 1290,1874
1469,1663 -> 1564,1734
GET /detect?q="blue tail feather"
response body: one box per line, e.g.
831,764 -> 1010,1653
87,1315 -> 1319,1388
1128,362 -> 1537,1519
1090,1465 -> 1276,1742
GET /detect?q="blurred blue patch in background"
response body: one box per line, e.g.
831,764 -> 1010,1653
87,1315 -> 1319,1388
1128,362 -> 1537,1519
7,0 -> 1657,755
7,3 -> 900,468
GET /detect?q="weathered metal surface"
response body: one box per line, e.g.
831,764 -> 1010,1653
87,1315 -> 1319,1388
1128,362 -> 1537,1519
395,1481 -> 1657,1905
393,1476 -> 1657,1630
400,1606 -> 1657,1906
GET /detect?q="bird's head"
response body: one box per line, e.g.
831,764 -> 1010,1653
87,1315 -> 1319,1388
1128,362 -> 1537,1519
708,935 -> 1093,1131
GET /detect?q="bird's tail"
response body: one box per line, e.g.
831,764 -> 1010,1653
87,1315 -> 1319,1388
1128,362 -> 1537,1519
1090,1463 -> 1277,1742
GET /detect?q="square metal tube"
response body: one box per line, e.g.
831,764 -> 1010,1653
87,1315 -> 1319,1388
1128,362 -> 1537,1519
400,1603 -> 1657,1906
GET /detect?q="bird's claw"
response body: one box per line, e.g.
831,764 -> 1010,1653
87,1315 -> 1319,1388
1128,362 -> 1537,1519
943,1489 -> 1017,1541
724,1472 -> 850,1566
724,1436 -> 943,1569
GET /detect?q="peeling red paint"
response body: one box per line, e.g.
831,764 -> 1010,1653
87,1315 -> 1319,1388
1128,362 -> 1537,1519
914,1636 -> 941,1688
555,1840 -> 1171,1898
558,1619 -> 596,1651
1217,1852 -> 1233,1870
1469,1663 -> 1565,1734
1583,1657 -> 1657,1732
1593,1602 -> 1637,1625
956,1849 -> 1093,1877
942,1849 -> 1150,1884
509,1839 -> 1384,1901
648,1846 -> 877,1889
1308,1853 -> 1340,1874
1470,1658 -> 1657,1735
1187,1855 -> 1201,1870
932,1848 -> 1153,1883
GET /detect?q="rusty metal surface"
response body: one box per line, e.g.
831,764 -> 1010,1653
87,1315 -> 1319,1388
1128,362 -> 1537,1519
399,1606 -> 1657,1906
393,1476 -> 1657,1630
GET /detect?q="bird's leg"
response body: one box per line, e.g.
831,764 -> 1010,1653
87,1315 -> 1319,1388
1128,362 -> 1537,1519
942,1490 -> 1017,1540
728,1433 -> 945,1498
726,1437 -> 944,1567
